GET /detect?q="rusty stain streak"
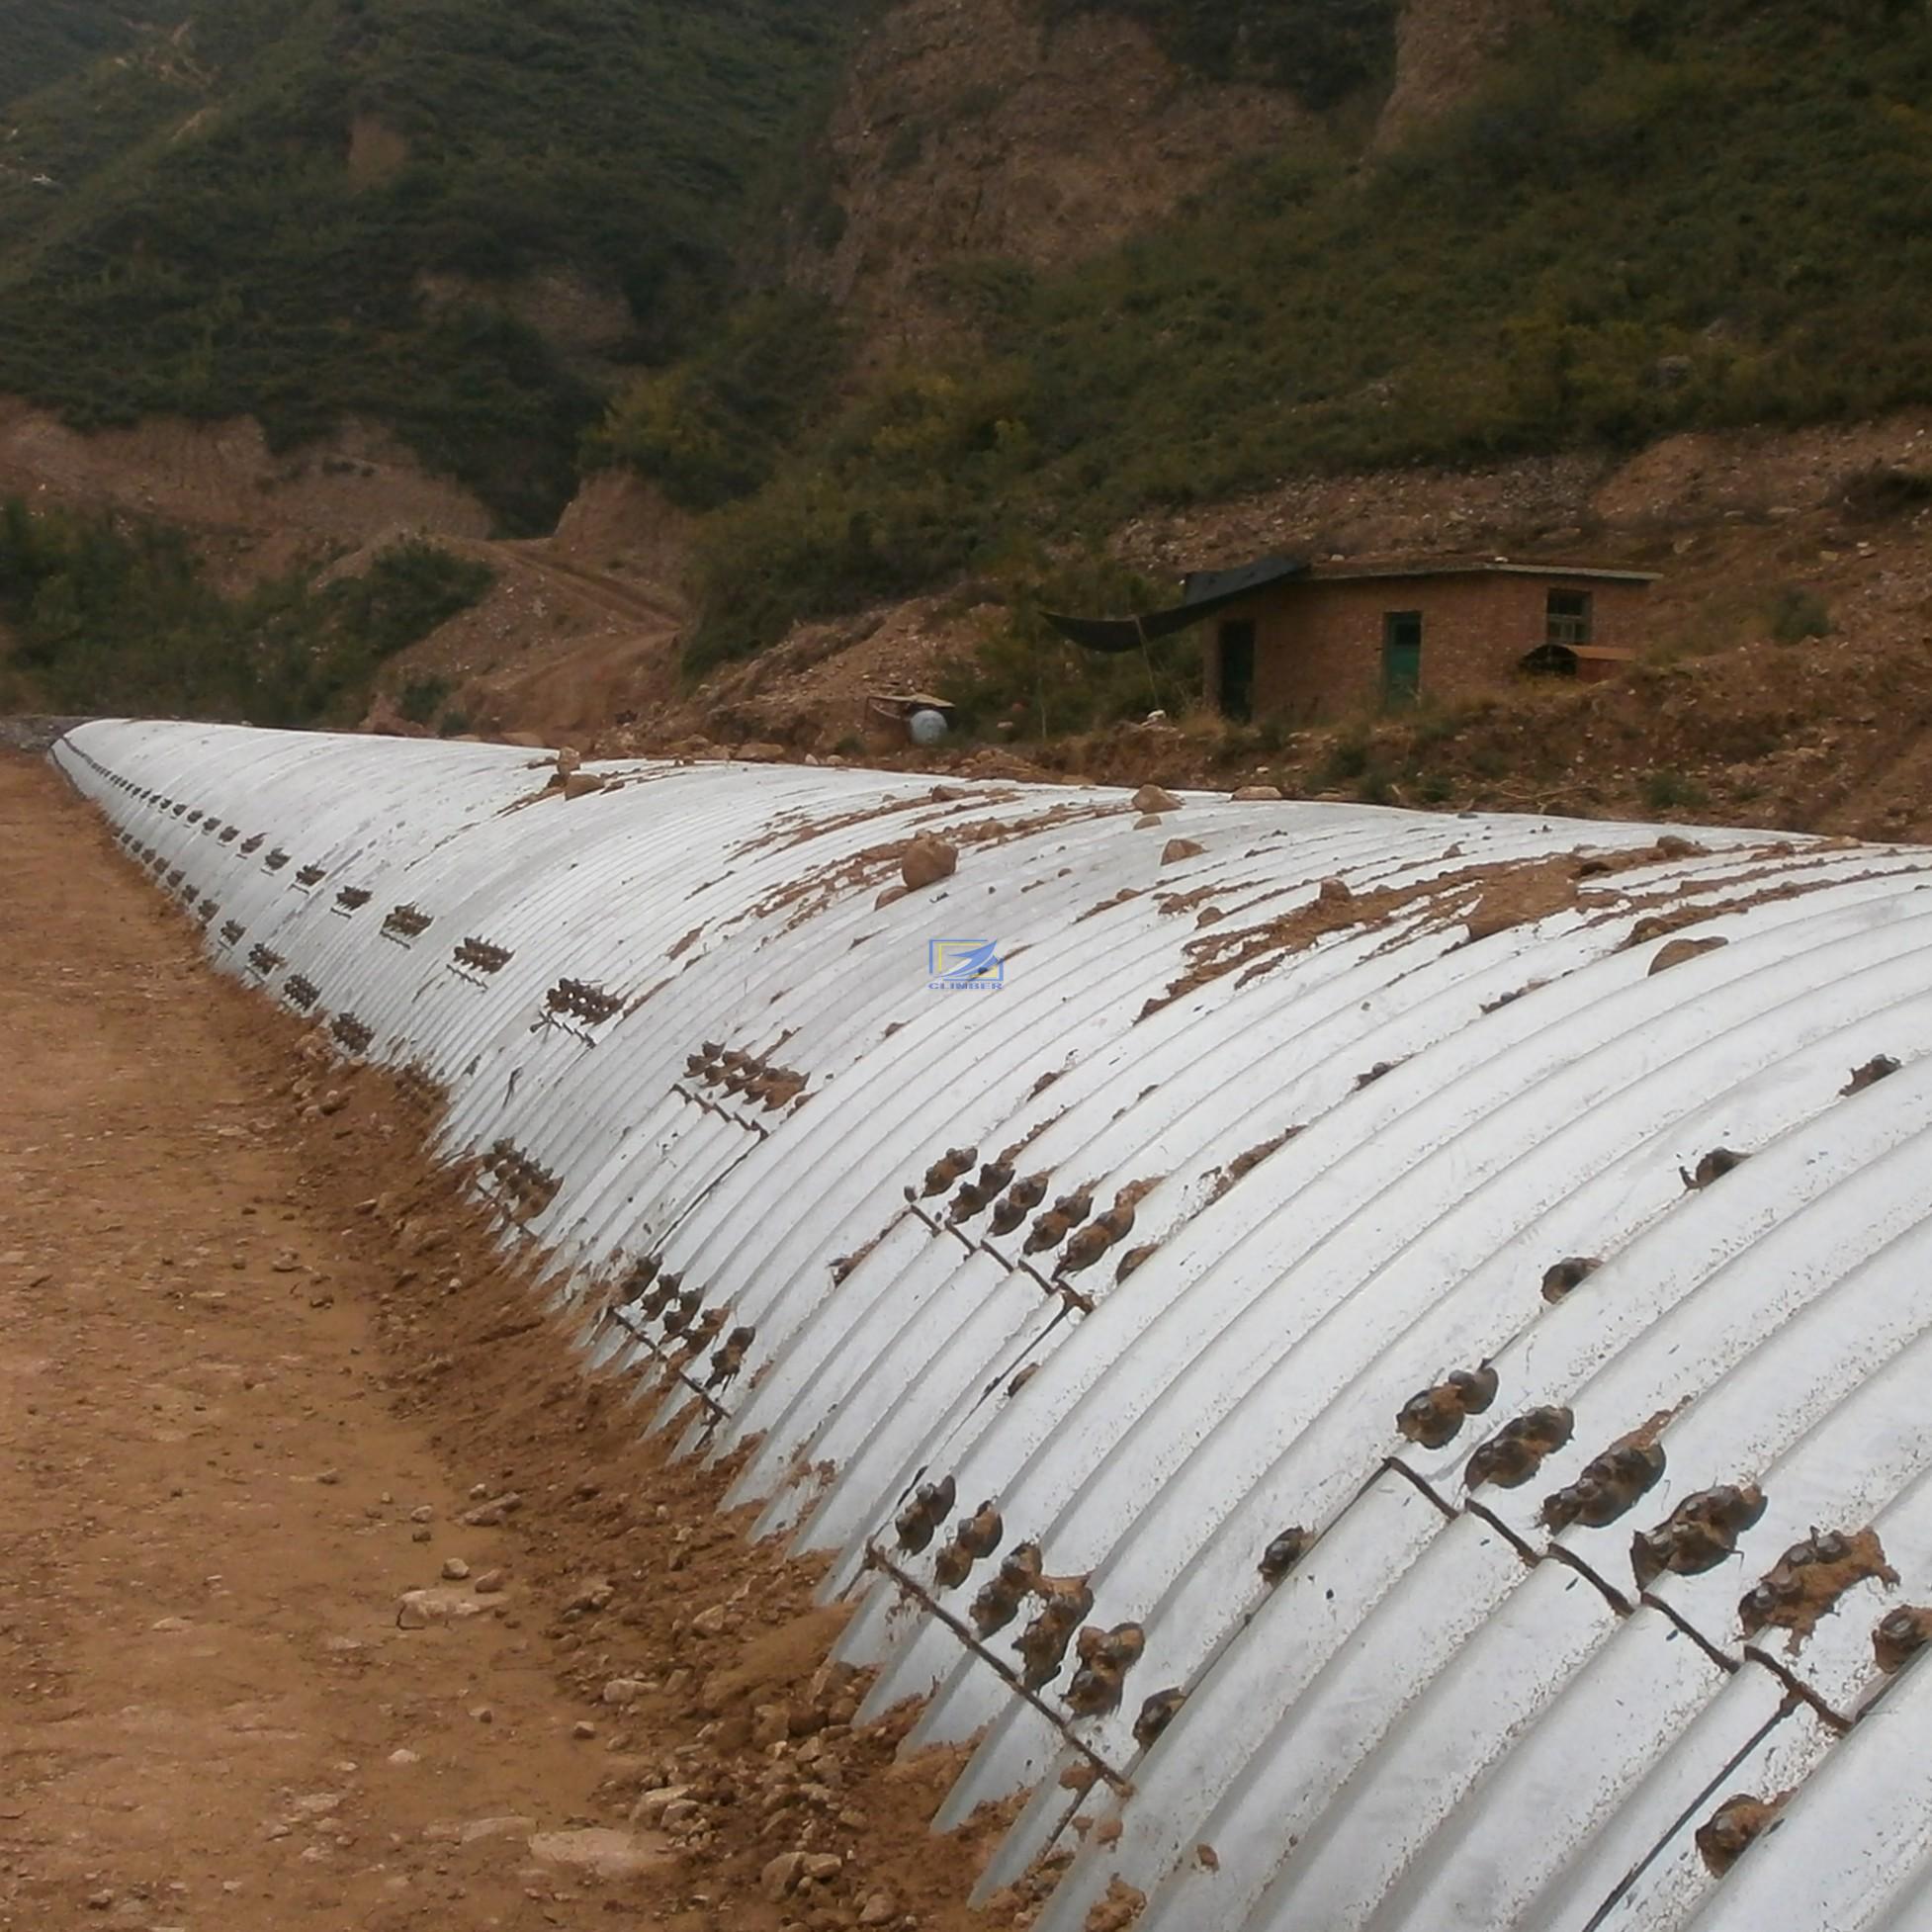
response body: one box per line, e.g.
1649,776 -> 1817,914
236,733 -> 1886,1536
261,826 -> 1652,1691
480,1139 -> 561,1220
1738,1527 -> 1897,1650
739,801 -> 1116,935
599,1301 -> 727,1423
1077,888 -> 1144,923
1136,838 -> 1879,1024
1205,1128 -> 1298,1197
546,979 -> 624,1025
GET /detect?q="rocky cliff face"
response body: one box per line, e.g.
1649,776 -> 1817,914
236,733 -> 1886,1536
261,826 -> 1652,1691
786,0 -> 1299,367
1375,0 -> 1543,144
788,0 -> 1540,366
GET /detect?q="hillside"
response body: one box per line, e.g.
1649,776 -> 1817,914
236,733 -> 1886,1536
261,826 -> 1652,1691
0,1 -> 191,106
0,0 -> 863,532
671,0 -> 1932,665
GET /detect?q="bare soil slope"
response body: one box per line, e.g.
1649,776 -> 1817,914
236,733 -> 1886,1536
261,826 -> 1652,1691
0,401 -> 492,583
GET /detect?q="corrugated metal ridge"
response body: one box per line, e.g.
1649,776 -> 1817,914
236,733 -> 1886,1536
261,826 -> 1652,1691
52,720 -> 1932,1932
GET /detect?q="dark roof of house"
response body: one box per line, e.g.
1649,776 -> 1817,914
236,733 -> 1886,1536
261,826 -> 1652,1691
1306,557 -> 1660,586
1044,555 -> 1308,654
1178,555 -> 1311,604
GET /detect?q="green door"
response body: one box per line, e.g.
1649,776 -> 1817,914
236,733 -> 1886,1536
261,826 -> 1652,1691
1381,611 -> 1422,708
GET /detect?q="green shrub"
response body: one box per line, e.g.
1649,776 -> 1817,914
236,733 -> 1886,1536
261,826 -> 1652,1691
398,673 -> 453,726
683,357 -> 1042,669
331,543 -> 496,660
1317,727 -> 1373,787
589,293 -> 846,510
1768,585 -> 1833,643
952,81 -> 1007,119
882,122 -> 926,175
1640,767 -> 1710,813
1037,0 -> 1400,109
1406,698 -> 1473,751
915,258 -> 1040,335
936,548 -> 1196,739
1840,464 -> 1932,520
0,0 -> 187,105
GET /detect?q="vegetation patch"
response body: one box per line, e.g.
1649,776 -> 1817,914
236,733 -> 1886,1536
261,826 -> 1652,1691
1038,0 -> 1398,107
1841,464 -> 1932,521
0,0 -> 189,107
1768,586 -> 1833,645
0,0 -> 866,532
0,501 -> 492,724
396,671 -> 453,727
587,292 -> 847,512
1639,768 -> 1710,815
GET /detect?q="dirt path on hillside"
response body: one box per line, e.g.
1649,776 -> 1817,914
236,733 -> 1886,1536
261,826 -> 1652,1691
0,756 -> 1030,1932
500,545 -> 685,630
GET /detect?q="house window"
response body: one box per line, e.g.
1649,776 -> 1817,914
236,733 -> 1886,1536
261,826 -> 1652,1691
1546,590 -> 1594,647
1381,611 -> 1422,708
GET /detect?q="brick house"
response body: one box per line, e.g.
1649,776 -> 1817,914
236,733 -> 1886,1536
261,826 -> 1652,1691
1196,559 -> 1658,722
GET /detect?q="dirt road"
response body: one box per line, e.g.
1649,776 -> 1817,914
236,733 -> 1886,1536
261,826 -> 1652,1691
0,755 -> 1024,1932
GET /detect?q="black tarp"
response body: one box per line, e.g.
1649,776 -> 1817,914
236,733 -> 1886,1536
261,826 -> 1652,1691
1042,555 -> 1308,654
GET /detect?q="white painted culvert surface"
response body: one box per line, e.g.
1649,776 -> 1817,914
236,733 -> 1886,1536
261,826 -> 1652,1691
53,718 -> 1932,1932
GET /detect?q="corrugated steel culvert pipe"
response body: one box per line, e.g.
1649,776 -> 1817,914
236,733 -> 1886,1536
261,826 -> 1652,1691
54,718 -> 1932,1932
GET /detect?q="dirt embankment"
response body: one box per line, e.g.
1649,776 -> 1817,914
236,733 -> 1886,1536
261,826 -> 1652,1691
0,715 -> 87,753
0,400 -> 492,585
0,752 -> 1030,1932
353,473 -> 694,746
784,0 -> 1549,367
